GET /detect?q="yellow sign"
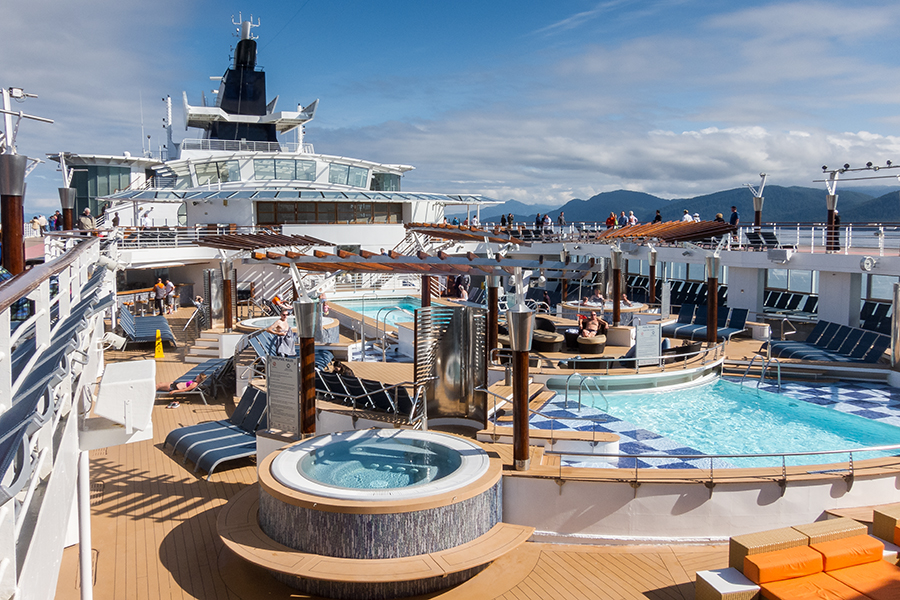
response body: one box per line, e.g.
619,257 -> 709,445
155,329 -> 164,359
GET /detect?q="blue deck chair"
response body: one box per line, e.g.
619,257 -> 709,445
158,357 -> 232,405
862,335 -> 891,364
170,388 -> 268,460
716,308 -> 749,341
661,304 -> 696,338
164,386 -> 265,451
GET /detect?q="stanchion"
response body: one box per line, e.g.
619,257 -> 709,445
295,299 -> 318,436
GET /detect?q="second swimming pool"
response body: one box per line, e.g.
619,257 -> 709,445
538,378 -> 900,468
334,296 -> 421,327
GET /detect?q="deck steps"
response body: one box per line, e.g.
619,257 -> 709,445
494,387 -> 555,423
185,331 -> 222,364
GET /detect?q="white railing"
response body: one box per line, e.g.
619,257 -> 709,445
44,225 -> 286,251
180,138 -> 314,154
0,236 -> 110,598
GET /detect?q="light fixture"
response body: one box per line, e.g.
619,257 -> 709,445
682,250 -> 692,256
867,162 -> 873,168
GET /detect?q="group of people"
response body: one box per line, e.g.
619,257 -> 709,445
30,212 -> 65,235
605,210 -> 649,228
446,215 -> 480,228
153,277 -> 178,315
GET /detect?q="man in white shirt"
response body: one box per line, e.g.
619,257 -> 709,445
681,210 -> 693,222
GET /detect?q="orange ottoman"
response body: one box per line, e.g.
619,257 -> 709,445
743,545 -> 822,585
761,571 -> 869,600
829,559 -> 900,600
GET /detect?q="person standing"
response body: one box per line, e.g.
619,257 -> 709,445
266,310 -> 297,357
653,210 -> 662,223
627,211 -> 638,226
617,211 -> 628,227
54,210 -> 63,230
48,212 -> 57,231
112,212 -> 120,228
78,208 -> 96,230
557,212 -> 566,228
140,211 -> 152,228
153,278 -> 167,316
729,206 -> 740,227
681,209 -> 693,222
693,213 -> 701,223
164,278 -> 176,314
500,214 -> 507,228
507,213 -> 515,227
37,214 -> 48,233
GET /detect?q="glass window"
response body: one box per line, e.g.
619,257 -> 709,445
256,202 -> 275,225
296,160 -> 316,181
767,269 -> 788,290
276,203 -> 295,222
788,270 -> 813,293
194,162 -> 219,185
328,164 -> 349,185
870,275 -> 899,300
254,159 -> 275,180
336,202 -> 354,222
296,203 -> 316,223
275,159 -> 295,180
219,161 -> 240,182
348,166 -> 368,188
371,172 -> 401,191
670,263 -> 686,280
317,203 -> 335,223
687,263 -> 705,281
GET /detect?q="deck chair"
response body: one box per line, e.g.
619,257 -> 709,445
157,357 -> 232,405
862,335 -> 891,364
716,308 -> 748,341
745,231 -> 767,249
164,386 -> 265,451
760,231 -> 795,249
169,387 -> 268,460
661,304 -> 696,338
185,409 -> 269,478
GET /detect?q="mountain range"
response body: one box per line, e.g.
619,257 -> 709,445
446,186 -> 900,224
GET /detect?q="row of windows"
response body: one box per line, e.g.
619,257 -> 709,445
256,201 -> 403,225
188,159 -> 372,188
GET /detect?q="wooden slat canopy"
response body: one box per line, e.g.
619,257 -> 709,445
405,222 -> 525,245
596,220 -> 735,243
193,232 -> 332,250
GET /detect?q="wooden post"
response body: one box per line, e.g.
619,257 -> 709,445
513,350 -> 530,469
706,256 -> 719,345
299,336 -> 316,435
1,155 -> 27,275
421,274 -> 432,307
223,276 -> 233,331
62,208 -> 74,231
611,248 -> 622,326
59,187 -> 76,232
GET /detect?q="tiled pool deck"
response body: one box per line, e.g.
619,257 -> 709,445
503,377 -> 900,470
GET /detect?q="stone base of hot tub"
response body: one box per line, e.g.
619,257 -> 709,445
218,487 -> 534,600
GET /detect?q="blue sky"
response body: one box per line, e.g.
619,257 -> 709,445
5,0 -> 900,217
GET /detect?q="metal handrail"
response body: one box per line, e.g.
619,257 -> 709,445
318,376 -> 435,426
740,355 -> 782,392
563,373 -> 609,412
374,306 -> 414,361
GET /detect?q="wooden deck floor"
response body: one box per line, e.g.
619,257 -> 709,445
54,308 -> 732,599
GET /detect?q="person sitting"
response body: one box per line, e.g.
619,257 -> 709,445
583,288 -> 605,305
157,373 -> 207,393
713,213 -> 725,223
449,284 -> 468,301
579,311 -> 608,337
319,293 -> 330,316
272,295 -> 292,314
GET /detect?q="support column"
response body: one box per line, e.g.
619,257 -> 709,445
294,300 -> 318,436
421,275 -> 432,307
706,255 -> 719,345
507,305 -> 534,471
59,187 -> 76,232
222,266 -> 234,332
610,248 -> 622,326
648,248 -> 658,305
0,154 -> 27,275
753,195 -> 764,230
826,194 -> 838,253
486,276 -> 500,368
890,283 -> 900,388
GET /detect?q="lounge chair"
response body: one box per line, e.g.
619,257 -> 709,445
716,308 -> 748,341
157,357 -> 232,405
760,230 -> 795,249
167,387 -> 267,461
118,306 -> 177,347
163,385 -> 265,451
661,304 -> 696,338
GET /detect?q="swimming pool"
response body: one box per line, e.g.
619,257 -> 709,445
540,379 -> 900,468
334,296 -> 420,327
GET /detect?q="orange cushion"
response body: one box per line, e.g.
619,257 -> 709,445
828,559 -> 900,600
744,545 -> 823,584
761,572 -> 870,600
812,535 -> 884,571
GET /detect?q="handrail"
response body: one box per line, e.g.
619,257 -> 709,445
563,373 -> 609,412
0,238 -> 98,314
319,376 -> 436,425
374,305 -> 414,361
780,318 -> 797,341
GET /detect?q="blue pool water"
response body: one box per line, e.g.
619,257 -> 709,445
298,436 -> 461,490
541,379 -> 900,468
335,296 -> 420,327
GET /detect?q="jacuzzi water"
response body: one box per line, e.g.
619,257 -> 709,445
546,379 -> 900,467
298,437 -> 461,489
270,429 -> 491,500
334,296 -> 420,327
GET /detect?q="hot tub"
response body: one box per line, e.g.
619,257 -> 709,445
237,315 -> 334,330
257,429 -> 503,598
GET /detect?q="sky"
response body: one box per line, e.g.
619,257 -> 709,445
5,0 -> 900,217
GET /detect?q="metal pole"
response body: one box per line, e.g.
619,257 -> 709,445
648,249 -> 657,305
0,154 -> 27,275
77,451 -> 93,600
753,195 -> 764,230
486,276 -> 500,367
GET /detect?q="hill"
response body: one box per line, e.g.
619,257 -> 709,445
474,186 -> 897,225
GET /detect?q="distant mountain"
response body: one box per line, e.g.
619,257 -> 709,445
454,185 -> 899,226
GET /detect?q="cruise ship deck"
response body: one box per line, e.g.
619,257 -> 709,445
51,307 -> 730,600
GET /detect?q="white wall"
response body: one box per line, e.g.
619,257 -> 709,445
818,271 -> 862,327
727,267 -> 765,317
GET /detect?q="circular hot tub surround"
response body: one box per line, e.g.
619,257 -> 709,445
257,429 -> 503,599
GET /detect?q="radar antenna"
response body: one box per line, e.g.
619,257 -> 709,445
232,14 -> 260,40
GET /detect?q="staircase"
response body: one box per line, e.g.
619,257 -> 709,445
185,331 -> 222,363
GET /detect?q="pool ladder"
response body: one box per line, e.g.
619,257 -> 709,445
564,373 -> 609,412
740,355 -> 782,392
